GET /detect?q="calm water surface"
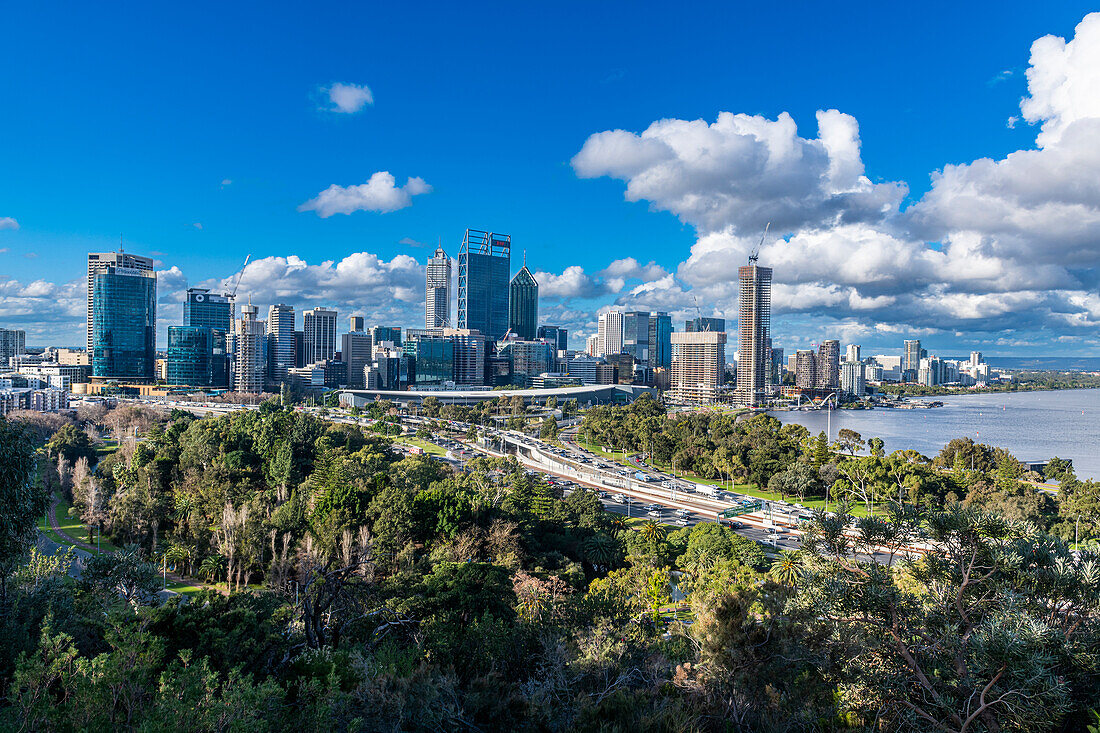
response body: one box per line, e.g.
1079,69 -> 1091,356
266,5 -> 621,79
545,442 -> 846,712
769,388 -> 1100,479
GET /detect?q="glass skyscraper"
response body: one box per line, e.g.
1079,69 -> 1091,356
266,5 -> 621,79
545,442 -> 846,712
508,264 -> 538,340
167,326 -> 227,387
404,334 -> 454,386
622,311 -> 650,365
183,288 -> 232,331
458,229 -> 510,341
648,312 -> 672,371
91,265 -> 157,381
537,325 -> 568,352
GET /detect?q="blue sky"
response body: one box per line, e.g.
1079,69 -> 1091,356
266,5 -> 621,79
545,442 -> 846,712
2,2 -> 1100,355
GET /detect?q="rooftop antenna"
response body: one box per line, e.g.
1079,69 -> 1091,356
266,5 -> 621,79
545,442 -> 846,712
229,253 -> 251,299
749,222 -> 770,264
119,233 -> 124,254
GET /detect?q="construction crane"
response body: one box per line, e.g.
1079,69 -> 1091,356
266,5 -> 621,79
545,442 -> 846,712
229,254 -> 251,299
749,222 -> 770,264
692,294 -> 710,331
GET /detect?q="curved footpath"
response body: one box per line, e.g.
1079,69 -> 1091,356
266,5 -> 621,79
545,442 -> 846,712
41,492 -> 220,598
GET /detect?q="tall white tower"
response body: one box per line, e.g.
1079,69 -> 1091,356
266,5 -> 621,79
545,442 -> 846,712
426,245 -> 451,328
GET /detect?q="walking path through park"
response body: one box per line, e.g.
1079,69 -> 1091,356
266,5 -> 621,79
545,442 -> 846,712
41,492 -> 218,598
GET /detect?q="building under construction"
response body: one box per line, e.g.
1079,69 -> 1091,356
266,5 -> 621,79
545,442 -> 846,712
735,263 -> 772,407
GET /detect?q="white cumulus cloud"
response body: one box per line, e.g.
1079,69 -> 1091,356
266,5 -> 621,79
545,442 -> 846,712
0,217 -> 19,230
299,172 -> 432,217
322,82 -> 374,114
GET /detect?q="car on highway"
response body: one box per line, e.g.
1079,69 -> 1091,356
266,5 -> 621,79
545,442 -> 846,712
675,509 -> 689,517
611,494 -> 626,502
647,510 -> 662,517
673,518 -> 689,526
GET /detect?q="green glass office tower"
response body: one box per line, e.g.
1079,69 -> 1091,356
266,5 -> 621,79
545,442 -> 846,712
183,288 -> 232,331
458,229 -> 511,341
508,265 -> 538,340
167,326 -> 227,387
91,265 -> 156,380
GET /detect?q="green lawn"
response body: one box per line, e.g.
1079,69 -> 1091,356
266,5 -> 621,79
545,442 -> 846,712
395,436 -> 447,456
51,492 -> 120,553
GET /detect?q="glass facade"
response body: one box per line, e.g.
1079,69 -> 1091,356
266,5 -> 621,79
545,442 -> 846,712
183,288 -> 232,331
507,266 -> 539,340
370,326 -> 402,347
622,311 -> 650,365
91,267 -> 156,381
458,229 -> 511,341
648,313 -> 672,371
404,335 -> 454,386
536,325 -> 568,352
167,327 -> 227,388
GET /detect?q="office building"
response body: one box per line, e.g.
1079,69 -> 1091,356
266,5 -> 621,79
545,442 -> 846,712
372,346 -> 411,390
293,331 -> 305,368
648,313 -> 672,372
267,304 -> 296,386
183,288 -> 233,332
841,360 -> 865,396
233,302 -> 266,393
795,350 -> 817,389
86,251 -> 154,353
585,334 -> 600,357
167,326 -> 227,388
685,316 -> 725,333
425,246 -> 452,329
370,325 -> 402,347
507,263 -> 539,340
507,340 -> 552,384
670,331 -> 727,403
903,340 -> 922,373
90,264 -> 157,381
846,344 -> 861,363
597,311 -> 623,356
0,328 -> 26,366
404,334 -> 454,386
622,312 -> 650,365
816,340 -> 840,390
303,308 -> 338,363
735,263 -> 771,406
458,229 -> 511,341
340,330 -> 373,389
445,328 -> 486,385
537,325 -> 569,354
566,355 -> 604,385
349,316 -> 364,333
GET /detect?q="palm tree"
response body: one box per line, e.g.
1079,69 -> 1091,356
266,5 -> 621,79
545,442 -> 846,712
606,515 -> 628,535
199,554 -> 225,584
639,519 -> 666,547
771,550 -> 803,586
583,533 -> 618,569
164,544 -> 193,575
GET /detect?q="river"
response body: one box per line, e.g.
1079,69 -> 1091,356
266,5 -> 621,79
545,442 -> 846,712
769,388 -> 1100,479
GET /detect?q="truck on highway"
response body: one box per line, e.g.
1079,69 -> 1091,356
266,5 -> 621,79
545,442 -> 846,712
634,471 -> 659,483
694,483 -> 719,498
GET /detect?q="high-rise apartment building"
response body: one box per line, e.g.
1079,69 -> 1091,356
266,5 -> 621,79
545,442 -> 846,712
267,304 -> 296,385
669,331 -> 727,403
425,246 -> 451,329
90,264 -> 157,381
903,340 -> 922,373
816,339 -> 840,390
795,350 -> 817,388
508,264 -> 539,340
340,330 -> 373,389
648,313 -> 672,372
0,328 -> 26,366
846,344 -> 861,363
685,316 -> 725,333
183,288 -> 233,332
585,334 -> 600,357
233,302 -> 266,393
458,229 -> 511,341
970,351 -> 984,367
86,251 -> 154,353
303,307 -> 337,364
735,264 -> 771,406
597,311 -> 623,356
841,360 -> 866,396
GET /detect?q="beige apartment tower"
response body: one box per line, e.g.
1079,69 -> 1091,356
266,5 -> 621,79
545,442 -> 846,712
670,331 -> 727,403
735,263 -> 771,406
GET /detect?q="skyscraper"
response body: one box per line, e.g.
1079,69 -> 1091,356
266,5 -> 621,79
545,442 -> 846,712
735,264 -> 771,406
86,251 -> 154,353
267,304 -> 296,385
508,263 -> 539,340
233,301 -> 265,393
903,340 -> 922,373
598,311 -> 623,356
670,331 -> 727,402
585,334 -> 600,357
90,264 -> 157,381
370,326 -> 402,347
816,339 -> 840,390
445,328 -> 486,385
685,316 -> 725,333
795,350 -> 817,388
648,313 -> 672,371
426,246 -> 451,328
622,311 -> 650,365
846,344 -> 861,363
303,307 -> 338,364
349,315 -> 365,332
340,330 -> 373,388
167,326 -> 227,388
457,229 -> 511,341
183,288 -> 233,332
537,325 -> 568,353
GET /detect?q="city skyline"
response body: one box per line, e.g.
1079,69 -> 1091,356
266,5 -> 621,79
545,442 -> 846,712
2,6 -> 1100,356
